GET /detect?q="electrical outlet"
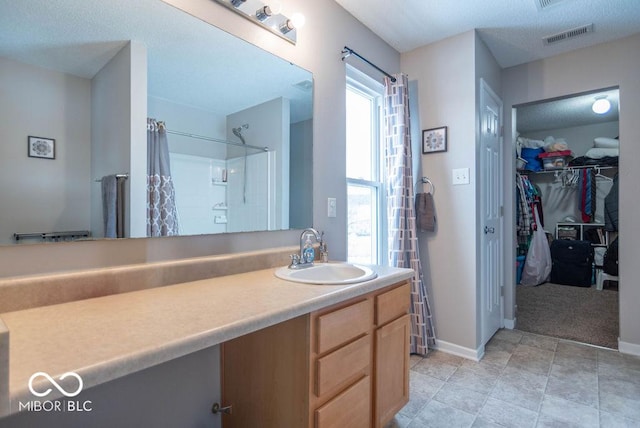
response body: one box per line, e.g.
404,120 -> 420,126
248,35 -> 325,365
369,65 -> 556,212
327,197 -> 337,217
452,168 -> 470,185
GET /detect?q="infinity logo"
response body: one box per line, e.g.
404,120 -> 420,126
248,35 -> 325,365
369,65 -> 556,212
28,372 -> 83,398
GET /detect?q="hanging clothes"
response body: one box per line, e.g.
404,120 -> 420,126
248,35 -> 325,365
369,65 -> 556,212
147,118 -> 179,237
384,73 -> 435,355
578,168 -> 596,222
515,173 -> 543,252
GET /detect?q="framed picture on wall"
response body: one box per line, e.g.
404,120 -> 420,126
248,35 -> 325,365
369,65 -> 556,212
422,126 -> 447,154
28,136 -> 55,159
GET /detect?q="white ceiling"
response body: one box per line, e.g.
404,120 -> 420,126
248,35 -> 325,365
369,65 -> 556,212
0,0 -> 313,123
336,0 -> 634,132
335,0 -> 640,69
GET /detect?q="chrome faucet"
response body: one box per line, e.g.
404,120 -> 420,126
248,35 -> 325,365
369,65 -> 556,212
289,228 -> 323,269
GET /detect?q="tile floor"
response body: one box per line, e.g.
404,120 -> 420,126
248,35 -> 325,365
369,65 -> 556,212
386,329 -> 640,428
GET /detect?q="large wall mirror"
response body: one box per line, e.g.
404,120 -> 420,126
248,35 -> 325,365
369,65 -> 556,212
0,0 -> 313,246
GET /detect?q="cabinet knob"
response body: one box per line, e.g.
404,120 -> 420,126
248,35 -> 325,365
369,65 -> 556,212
211,402 -> 233,415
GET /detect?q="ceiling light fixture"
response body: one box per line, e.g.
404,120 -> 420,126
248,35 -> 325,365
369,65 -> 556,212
592,96 -> 611,114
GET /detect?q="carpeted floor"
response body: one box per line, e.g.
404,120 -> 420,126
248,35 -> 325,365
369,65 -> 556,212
516,282 -> 619,349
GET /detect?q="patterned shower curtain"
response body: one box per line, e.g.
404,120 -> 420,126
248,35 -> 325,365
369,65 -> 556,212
384,74 -> 436,355
147,118 -> 179,236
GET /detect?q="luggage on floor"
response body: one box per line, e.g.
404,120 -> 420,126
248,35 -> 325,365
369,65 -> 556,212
603,237 -> 619,276
550,239 -> 594,287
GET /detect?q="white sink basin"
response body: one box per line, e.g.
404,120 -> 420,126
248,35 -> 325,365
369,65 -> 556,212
274,262 -> 377,285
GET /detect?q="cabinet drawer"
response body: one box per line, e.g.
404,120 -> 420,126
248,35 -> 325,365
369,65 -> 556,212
316,299 -> 372,354
316,334 -> 371,398
375,282 -> 410,326
315,375 -> 371,428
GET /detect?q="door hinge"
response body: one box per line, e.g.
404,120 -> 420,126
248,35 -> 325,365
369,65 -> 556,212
500,125 -> 504,138
500,206 -> 504,217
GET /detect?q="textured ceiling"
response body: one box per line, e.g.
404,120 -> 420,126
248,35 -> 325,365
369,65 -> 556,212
516,88 -> 619,134
336,0 -> 633,134
335,0 -> 640,68
0,0 -> 313,123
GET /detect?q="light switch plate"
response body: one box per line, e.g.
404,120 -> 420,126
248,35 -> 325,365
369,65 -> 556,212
327,197 -> 337,217
452,168 -> 470,185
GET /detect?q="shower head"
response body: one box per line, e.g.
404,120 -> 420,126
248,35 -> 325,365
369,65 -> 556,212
232,124 -> 249,144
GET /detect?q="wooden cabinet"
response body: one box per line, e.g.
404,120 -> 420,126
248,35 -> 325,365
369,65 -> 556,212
221,281 -> 410,428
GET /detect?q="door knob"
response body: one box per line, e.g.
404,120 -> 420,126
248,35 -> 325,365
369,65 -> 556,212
211,402 -> 233,415
484,226 -> 495,234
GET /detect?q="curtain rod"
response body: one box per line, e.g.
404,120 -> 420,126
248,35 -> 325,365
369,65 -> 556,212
94,173 -> 129,182
166,129 -> 268,152
341,46 -> 396,82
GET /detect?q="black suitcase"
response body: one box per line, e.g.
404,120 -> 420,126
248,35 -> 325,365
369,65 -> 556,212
550,239 -> 594,287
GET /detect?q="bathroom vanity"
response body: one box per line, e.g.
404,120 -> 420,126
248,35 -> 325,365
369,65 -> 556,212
0,248 -> 413,427
222,280 -> 411,428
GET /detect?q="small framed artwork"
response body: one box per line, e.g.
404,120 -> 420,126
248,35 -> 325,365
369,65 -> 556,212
422,126 -> 447,154
28,136 -> 55,159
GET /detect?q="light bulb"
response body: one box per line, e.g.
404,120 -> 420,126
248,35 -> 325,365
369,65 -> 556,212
268,2 -> 282,14
290,13 -> 306,29
592,98 -> 611,114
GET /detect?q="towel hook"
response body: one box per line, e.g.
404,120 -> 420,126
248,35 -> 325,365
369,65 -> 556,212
421,177 -> 435,194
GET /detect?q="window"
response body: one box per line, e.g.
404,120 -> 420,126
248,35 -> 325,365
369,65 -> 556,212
346,68 -> 385,265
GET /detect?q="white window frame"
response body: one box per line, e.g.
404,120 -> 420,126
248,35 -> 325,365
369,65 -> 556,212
346,66 -> 387,265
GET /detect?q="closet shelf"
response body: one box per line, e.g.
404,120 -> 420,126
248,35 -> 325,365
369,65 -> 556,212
517,165 -> 617,175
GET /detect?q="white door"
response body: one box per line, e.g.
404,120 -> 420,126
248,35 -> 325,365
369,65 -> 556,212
480,79 -> 504,345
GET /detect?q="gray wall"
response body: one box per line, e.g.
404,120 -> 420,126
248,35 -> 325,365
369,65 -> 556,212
0,57 -> 91,245
502,33 -> 640,352
402,31 -> 503,354
290,119 -> 314,229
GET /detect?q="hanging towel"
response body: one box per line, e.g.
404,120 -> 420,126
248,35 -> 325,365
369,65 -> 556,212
101,175 -> 118,238
415,192 -> 436,232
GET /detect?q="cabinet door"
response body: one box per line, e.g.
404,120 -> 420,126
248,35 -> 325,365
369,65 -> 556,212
374,314 -> 410,427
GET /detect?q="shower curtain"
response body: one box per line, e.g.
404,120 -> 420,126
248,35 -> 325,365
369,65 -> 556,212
384,74 -> 436,355
147,118 -> 179,236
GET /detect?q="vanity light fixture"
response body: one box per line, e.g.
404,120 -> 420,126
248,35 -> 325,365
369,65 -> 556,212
592,96 -> 611,114
279,19 -> 294,34
212,0 -> 303,44
256,5 -> 272,22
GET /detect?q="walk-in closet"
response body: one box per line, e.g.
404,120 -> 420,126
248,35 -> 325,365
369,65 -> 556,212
514,88 -> 620,349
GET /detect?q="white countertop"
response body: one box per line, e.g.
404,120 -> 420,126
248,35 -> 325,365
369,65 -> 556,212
0,264 -> 413,416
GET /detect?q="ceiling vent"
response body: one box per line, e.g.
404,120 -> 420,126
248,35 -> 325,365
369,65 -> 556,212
535,0 -> 569,11
543,24 -> 594,45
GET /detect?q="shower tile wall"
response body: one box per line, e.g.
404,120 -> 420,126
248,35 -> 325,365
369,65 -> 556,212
170,153 -> 227,235
226,151 -> 273,233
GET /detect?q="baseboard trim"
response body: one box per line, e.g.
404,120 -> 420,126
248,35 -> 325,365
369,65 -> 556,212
434,339 -> 484,362
503,318 -> 516,330
618,340 -> 640,357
